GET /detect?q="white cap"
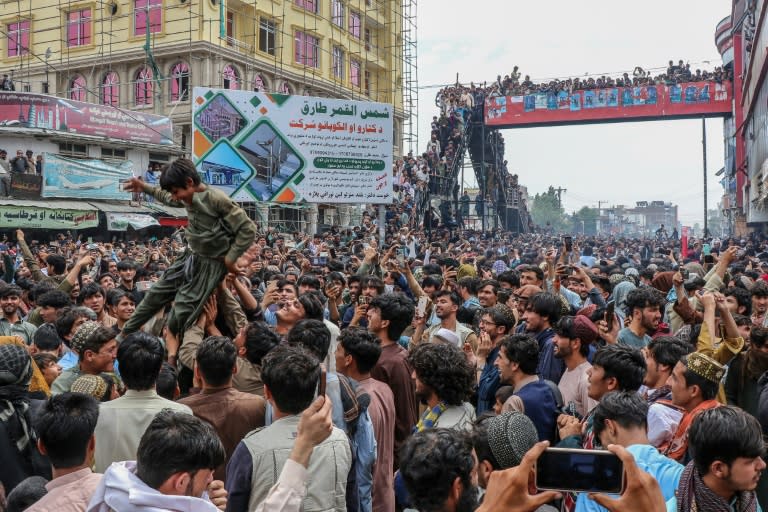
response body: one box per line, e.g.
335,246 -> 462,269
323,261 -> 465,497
433,328 -> 460,346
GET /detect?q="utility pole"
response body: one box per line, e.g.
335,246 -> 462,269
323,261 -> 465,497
553,187 -> 567,208
702,117 -> 708,238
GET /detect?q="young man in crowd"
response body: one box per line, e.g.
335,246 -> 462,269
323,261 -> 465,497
495,334 -> 558,442
522,292 -> 564,383
26,392 -> 103,512
94,332 -> 192,472
473,304 -> 516,414
0,285 -> 36,343
50,322 -> 117,394
553,315 -> 599,418
617,288 -> 663,348
641,336 -> 689,449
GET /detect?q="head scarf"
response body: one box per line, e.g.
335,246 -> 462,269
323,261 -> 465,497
676,461 -> 757,512
0,344 -> 34,455
612,281 -> 636,316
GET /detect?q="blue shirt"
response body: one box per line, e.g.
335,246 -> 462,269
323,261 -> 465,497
516,379 -> 557,442
534,328 -> 564,384
477,345 -> 501,415
576,444 -> 683,512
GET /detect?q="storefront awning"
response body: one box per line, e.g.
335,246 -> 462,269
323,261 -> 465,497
106,213 -> 160,231
157,217 -> 188,227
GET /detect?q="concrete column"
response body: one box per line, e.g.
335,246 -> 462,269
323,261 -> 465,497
306,204 -> 319,235
257,204 -> 270,232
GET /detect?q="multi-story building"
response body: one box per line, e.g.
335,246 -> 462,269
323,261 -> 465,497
0,0 -> 416,229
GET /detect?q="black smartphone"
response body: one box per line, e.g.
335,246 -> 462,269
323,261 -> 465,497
704,254 -> 715,264
317,369 -> 327,397
605,301 -> 615,332
536,448 -> 624,494
563,236 -> 573,253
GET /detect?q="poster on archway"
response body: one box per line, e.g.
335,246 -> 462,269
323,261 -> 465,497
191,87 -> 393,204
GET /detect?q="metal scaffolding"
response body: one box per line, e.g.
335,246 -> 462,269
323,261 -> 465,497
401,0 -> 418,154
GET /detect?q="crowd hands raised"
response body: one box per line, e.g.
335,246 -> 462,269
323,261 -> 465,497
436,59 -> 734,114
1,161 -> 768,511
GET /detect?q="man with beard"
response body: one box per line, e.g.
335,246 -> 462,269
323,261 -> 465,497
751,280 -> 768,327
471,304 -> 516,415
0,285 -> 36,344
667,406 -> 765,512
640,336 -> 689,449
617,288 -> 663,349
414,290 -> 478,349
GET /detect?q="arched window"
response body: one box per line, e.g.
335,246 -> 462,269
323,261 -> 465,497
222,64 -> 239,90
252,73 -> 266,92
69,74 -> 86,101
135,67 -> 153,106
101,71 -> 119,106
170,62 -> 189,102
278,81 -> 291,95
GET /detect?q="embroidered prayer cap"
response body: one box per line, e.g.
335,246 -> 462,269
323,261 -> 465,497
70,321 -> 102,355
685,352 -> 725,384
71,374 -> 108,400
486,411 -> 539,469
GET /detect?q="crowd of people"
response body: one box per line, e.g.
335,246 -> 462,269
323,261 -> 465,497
0,156 -> 768,511
435,59 -> 734,115
0,149 -> 43,197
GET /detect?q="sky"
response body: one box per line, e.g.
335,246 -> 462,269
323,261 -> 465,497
416,0 -> 731,227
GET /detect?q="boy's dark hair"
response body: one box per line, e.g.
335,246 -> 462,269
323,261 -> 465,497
196,336 -> 237,387
286,319 -> 331,361
399,429 -> 475,512
55,307 -> 89,340
32,323 -> 62,351
592,345 -> 646,392
478,279 -> 500,294
297,274 -> 321,291
77,282 -> 105,304
29,282 -> 55,304
106,289 -> 134,308
37,290 -> 71,310
482,304 -> 516,334
34,392 -> 99,468
46,254 -> 66,275
421,275 -> 443,291
647,335 -> 692,368
689,406 -> 765,475
5,476 -> 48,512
79,326 -> 116,360
456,276 -> 480,295
723,287 -> 751,315
592,391 -> 649,440
408,342 -> 475,406
361,275 -> 385,295
32,352 -> 58,370
434,289 -> 461,306
297,293 -> 324,321
136,410 -> 224,490
526,292 -> 562,326
751,280 -> 768,298
517,264 -> 544,282
117,332 -> 164,391
495,385 -> 515,404
497,270 -> 520,289
159,157 -> 201,191
472,416 -> 501,470
680,354 -> 719,401
242,321 -> 280,366
624,288 -> 663,317
338,327 -> 381,374
115,260 -> 135,272
0,284 -> 21,299
751,326 -> 768,348
261,344 -> 320,414
156,362 -> 178,400
500,334 -> 539,375
369,294 -> 415,341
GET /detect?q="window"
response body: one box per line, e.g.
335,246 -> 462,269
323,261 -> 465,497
350,59 -> 360,87
170,62 -> 189,101
226,11 -> 234,45
278,82 -> 291,94
7,20 -> 30,57
223,65 -> 239,90
148,152 -> 170,162
349,11 -> 360,38
331,0 -> 344,27
69,75 -> 86,101
101,71 -> 119,106
58,142 -> 87,158
295,0 -> 318,14
135,67 -> 153,105
294,31 -> 319,68
101,147 -> 126,160
67,8 -> 91,47
332,46 -> 344,80
364,70 -> 371,96
364,28 -> 371,51
134,0 -> 161,37
258,18 -> 276,55
253,74 -> 266,92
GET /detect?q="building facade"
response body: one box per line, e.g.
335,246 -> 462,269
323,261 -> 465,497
0,0 -> 413,229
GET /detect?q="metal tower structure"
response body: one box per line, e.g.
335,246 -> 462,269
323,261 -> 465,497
401,0 -> 418,154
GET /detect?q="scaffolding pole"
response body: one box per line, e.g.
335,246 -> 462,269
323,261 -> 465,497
401,0 -> 418,154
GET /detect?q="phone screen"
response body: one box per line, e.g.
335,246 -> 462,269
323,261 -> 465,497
536,448 -> 623,494
605,301 -> 615,331
317,369 -> 327,397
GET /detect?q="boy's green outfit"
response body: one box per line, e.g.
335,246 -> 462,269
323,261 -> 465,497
121,185 -> 257,337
